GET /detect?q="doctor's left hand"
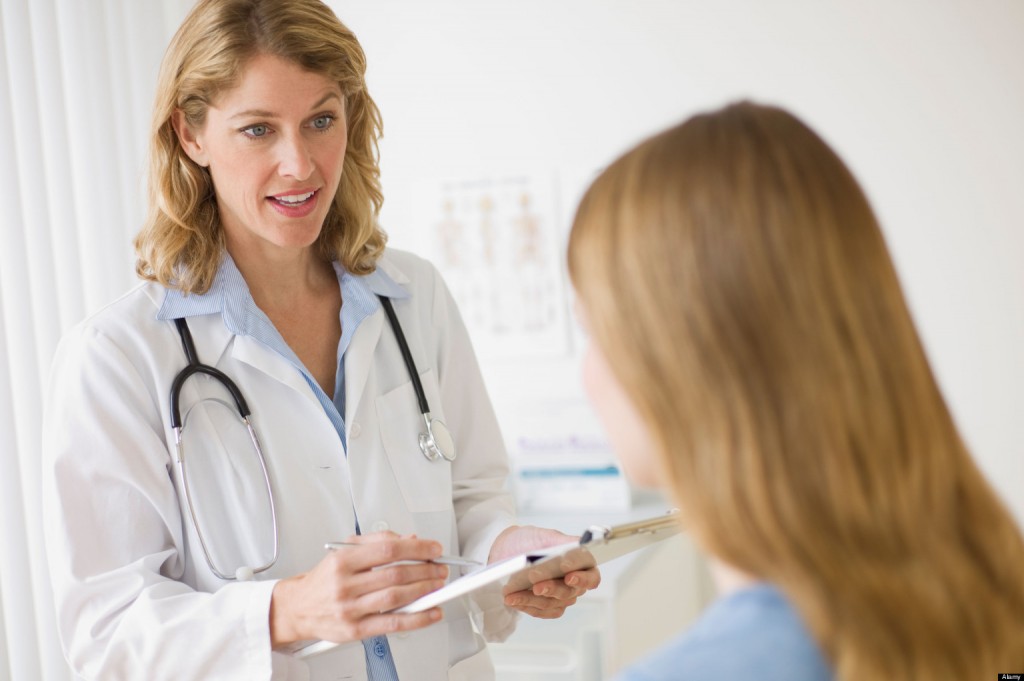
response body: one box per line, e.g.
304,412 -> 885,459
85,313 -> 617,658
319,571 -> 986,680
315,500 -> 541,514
488,525 -> 602,619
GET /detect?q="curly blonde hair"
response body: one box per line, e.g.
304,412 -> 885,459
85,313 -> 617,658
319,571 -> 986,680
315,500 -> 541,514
135,0 -> 385,294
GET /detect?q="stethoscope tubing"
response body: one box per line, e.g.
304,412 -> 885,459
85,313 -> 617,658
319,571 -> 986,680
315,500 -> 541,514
170,318 -> 251,428
378,296 -> 430,415
170,317 -> 279,581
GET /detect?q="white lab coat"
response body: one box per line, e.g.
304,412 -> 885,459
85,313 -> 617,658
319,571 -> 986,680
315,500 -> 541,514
42,249 -> 518,681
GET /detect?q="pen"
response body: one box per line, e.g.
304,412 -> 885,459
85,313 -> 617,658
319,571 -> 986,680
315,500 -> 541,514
324,542 -> 482,568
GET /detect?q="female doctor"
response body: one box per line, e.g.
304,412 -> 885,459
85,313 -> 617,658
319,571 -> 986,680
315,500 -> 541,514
41,1 -> 599,679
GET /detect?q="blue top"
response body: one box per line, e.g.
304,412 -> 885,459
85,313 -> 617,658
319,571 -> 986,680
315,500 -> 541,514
159,253 -> 409,680
612,584 -> 833,681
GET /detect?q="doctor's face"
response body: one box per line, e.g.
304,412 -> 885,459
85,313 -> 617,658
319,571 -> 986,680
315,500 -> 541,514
174,53 -> 347,258
579,317 -> 661,488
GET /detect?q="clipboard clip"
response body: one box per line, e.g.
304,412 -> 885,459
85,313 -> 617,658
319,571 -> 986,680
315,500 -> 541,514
580,525 -> 610,544
580,509 -> 681,545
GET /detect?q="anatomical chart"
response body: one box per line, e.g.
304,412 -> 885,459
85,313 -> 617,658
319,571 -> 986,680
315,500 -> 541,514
423,174 -> 571,359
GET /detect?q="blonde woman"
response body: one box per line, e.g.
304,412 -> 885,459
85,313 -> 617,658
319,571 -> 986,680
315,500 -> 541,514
41,1 -> 597,679
568,101 -> 1024,680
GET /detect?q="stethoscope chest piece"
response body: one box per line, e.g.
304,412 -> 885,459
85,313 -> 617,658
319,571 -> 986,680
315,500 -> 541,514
420,415 -> 456,462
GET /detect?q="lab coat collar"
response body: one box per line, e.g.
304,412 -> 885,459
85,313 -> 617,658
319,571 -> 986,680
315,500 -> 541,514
356,258 -> 410,300
155,255 -> 240,369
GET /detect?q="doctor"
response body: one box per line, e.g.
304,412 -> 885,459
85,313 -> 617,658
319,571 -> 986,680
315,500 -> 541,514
41,1 -> 599,679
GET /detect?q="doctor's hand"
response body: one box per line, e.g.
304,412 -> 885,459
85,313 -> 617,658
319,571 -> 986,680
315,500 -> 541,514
488,525 -> 602,619
269,532 -> 448,648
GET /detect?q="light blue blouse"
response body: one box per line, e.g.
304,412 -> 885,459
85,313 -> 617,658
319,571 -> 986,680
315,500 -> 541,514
612,583 -> 833,681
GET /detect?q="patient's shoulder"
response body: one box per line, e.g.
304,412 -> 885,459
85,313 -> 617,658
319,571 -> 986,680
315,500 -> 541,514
612,584 -> 833,681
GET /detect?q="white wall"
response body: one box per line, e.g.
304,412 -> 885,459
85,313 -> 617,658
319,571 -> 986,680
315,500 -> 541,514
330,0 -> 1024,524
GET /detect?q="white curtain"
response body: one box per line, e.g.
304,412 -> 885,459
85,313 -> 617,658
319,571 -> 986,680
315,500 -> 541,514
0,1 -> 189,678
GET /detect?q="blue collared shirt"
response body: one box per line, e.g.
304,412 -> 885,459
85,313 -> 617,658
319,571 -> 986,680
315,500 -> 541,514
158,253 -> 409,680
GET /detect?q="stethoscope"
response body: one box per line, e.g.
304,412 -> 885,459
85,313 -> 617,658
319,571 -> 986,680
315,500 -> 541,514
169,294 -> 456,581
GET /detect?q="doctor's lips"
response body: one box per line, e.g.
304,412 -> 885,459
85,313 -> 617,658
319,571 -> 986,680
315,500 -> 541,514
271,188 -> 316,204
267,188 -> 320,217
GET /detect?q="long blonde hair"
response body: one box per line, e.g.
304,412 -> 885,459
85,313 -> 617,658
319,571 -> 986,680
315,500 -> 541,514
568,101 -> 1024,679
135,0 -> 385,294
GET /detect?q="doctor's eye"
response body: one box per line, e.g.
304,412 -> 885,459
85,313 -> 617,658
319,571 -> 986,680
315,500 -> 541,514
240,123 -> 270,139
310,114 -> 336,133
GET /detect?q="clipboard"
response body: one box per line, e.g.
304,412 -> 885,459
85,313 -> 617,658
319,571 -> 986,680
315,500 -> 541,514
400,508 -> 681,612
292,510 -> 681,659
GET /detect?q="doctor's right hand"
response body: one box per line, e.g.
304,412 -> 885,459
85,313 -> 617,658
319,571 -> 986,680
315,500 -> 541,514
269,532 -> 448,648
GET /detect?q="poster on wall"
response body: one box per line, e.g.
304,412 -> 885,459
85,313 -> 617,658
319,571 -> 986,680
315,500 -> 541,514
416,173 -> 572,360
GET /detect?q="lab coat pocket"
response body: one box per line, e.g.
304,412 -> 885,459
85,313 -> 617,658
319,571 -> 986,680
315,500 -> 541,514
376,369 -> 454,512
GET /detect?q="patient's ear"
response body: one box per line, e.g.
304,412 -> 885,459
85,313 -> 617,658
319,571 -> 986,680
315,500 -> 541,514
172,109 -> 209,167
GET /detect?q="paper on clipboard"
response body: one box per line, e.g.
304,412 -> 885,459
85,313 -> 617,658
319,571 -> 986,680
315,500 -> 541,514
292,510 -> 681,659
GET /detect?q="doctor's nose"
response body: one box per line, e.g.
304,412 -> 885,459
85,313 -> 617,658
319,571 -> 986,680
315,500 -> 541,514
276,133 -> 314,180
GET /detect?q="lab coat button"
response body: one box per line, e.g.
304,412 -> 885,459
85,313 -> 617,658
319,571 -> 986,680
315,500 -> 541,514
350,422 -> 362,438
371,520 -> 389,532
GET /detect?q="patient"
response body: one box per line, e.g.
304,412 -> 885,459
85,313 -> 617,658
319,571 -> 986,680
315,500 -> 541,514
567,101 -> 1024,680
